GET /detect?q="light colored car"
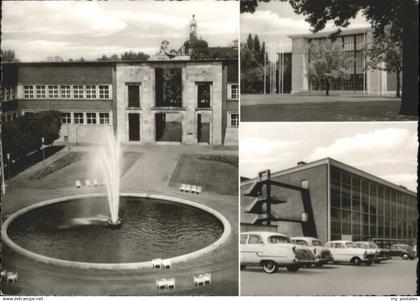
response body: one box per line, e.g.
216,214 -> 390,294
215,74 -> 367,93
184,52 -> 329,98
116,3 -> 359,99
291,236 -> 334,267
354,241 -> 390,263
240,231 -> 315,273
325,240 -> 375,265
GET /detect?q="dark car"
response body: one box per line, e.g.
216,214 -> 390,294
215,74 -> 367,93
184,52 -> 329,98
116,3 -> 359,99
389,244 -> 416,260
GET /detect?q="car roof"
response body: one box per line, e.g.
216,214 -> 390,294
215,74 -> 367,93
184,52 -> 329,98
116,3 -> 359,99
241,231 -> 289,237
326,240 -> 352,243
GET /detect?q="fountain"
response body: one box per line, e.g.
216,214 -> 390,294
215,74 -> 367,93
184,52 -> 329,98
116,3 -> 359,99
97,130 -> 122,229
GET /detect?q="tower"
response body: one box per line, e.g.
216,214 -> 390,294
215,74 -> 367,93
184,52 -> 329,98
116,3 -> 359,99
190,14 -> 197,41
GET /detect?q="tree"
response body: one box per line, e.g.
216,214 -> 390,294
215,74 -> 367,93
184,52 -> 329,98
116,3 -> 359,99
2,111 -> 61,160
188,39 -> 209,59
242,0 -> 418,115
1,49 -> 19,62
306,40 -> 352,96
366,28 -> 402,97
120,51 -> 149,61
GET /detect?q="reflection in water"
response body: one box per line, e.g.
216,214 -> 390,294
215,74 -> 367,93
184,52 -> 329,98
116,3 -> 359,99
8,196 -> 223,263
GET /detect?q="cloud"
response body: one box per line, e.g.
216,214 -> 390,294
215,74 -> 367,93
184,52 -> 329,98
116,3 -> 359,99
2,2 -> 127,36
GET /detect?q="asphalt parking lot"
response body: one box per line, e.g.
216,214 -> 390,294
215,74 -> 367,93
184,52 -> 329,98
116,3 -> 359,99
241,258 -> 417,295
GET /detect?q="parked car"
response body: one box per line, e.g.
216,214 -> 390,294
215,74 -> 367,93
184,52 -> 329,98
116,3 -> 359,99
389,244 -> 416,260
291,236 -> 333,267
324,240 -> 375,265
240,231 -> 315,273
354,241 -> 390,263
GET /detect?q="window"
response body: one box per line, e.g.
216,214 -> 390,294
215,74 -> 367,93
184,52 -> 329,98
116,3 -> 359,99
293,240 -> 308,246
269,235 -> 290,243
86,113 -> 97,124
73,85 -> 84,99
4,89 -> 9,100
61,85 -> 71,99
240,234 -> 248,244
36,85 -> 46,98
99,85 -> 109,99
335,243 -> 345,248
127,84 -> 141,107
229,83 -> 239,100
248,235 -> 263,244
197,82 -> 211,108
24,86 -> 34,99
48,85 -> 59,99
229,113 -> 239,127
312,240 -> 322,246
99,113 -> 110,125
86,85 -> 97,99
10,88 -> 15,100
74,112 -> 84,124
60,112 -> 71,124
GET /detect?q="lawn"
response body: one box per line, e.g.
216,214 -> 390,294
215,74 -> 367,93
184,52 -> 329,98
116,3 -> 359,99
169,155 -> 238,196
241,101 -> 417,121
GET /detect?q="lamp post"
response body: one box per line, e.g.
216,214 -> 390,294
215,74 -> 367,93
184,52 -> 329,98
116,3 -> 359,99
41,137 -> 45,162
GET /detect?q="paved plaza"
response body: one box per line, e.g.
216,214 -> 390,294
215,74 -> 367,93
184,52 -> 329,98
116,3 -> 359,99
241,258 -> 418,296
1,144 -> 238,295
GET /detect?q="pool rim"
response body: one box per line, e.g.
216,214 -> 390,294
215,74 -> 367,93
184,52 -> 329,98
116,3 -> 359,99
1,192 -> 231,270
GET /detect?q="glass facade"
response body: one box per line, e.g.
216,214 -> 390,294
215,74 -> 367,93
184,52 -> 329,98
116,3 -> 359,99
330,165 -> 417,245
309,33 -> 367,92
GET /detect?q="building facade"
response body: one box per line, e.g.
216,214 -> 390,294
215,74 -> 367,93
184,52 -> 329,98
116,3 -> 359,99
241,158 -> 417,247
286,27 -> 400,95
1,59 -> 238,145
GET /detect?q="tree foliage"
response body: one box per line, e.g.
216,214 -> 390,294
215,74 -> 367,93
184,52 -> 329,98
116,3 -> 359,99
306,40 -> 352,95
97,51 -> 150,61
1,49 -> 19,62
240,34 -> 269,93
2,111 -> 62,160
366,27 -> 402,97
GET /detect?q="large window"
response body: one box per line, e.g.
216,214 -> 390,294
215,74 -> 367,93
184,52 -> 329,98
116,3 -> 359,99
86,85 -> 96,99
99,85 -> 110,99
127,84 -> 141,108
229,83 -> 239,100
99,113 -> 110,125
155,67 -> 182,107
60,112 -> 71,124
229,113 -> 239,127
36,85 -> 46,98
74,112 -> 84,124
24,86 -> 34,99
197,82 -> 211,108
61,85 -> 71,98
48,85 -> 59,99
86,113 -> 97,124
73,85 -> 84,99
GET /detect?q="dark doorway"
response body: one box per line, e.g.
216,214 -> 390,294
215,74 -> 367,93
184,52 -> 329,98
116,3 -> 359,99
197,114 -> 209,143
128,113 -> 140,141
155,113 -> 182,142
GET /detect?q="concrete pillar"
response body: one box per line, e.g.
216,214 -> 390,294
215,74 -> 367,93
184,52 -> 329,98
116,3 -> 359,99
291,38 -> 309,93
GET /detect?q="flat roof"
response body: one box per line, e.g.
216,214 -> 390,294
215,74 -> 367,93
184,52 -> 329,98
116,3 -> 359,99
288,27 -> 372,39
241,157 -> 417,196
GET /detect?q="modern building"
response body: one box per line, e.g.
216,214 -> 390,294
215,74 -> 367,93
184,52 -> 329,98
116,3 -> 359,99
1,16 -> 239,146
277,27 -> 400,95
241,158 -> 417,247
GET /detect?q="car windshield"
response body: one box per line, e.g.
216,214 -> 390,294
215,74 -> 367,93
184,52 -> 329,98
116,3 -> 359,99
345,242 -> 356,248
312,240 -> 322,246
355,243 -> 367,249
368,243 -> 378,249
400,244 -> 413,251
268,235 -> 290,244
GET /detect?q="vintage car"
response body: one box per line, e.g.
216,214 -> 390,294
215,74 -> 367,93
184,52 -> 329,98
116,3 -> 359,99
354,241 -> 391,263
291,236 -> 333,267
324,240 -> 375,265
240,231 -> 315,273
389,244 -> 416,260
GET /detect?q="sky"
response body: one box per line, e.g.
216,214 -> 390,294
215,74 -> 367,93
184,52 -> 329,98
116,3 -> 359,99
241,2 -> 370,59
240,123 -> 418,192
1,1 -> 239,62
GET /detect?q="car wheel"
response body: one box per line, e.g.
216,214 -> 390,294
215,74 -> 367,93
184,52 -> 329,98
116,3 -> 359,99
366,260 -> 372,266
262,261 -> 278,274
352,257 -> 361,265
374,260 -> 380,264
315,262 -> 324,267
402,253 -> 409,260
240,265 -> 246,270
286,265 -> 300,272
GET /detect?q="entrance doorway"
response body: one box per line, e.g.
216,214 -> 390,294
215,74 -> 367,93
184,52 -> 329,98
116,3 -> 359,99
155,112 -> 182,142
197,113 -> 209,143
128,113 -> 140,141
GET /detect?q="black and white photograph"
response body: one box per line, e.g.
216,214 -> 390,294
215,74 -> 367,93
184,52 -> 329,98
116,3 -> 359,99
1,0 -> 239,296
240,122 -> 417,295
240,1 -> 418,121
